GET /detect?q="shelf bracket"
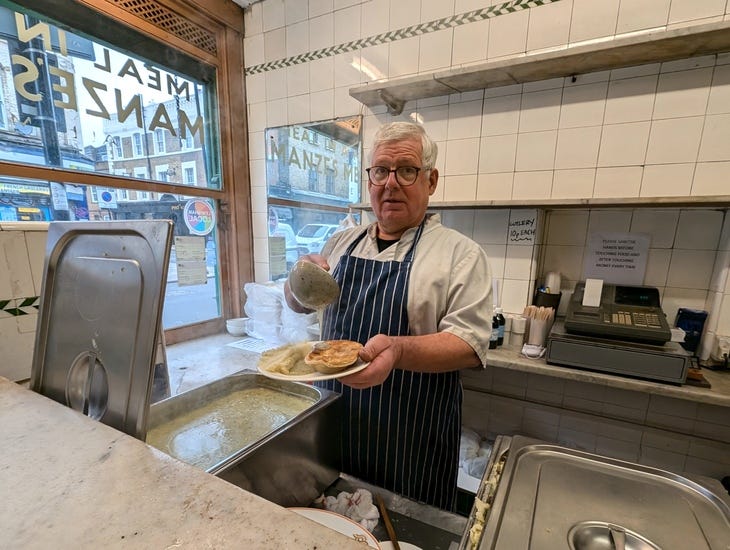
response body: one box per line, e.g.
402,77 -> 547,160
379,89 -> 405,116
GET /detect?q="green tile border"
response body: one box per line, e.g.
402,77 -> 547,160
0,297 -> 40,318
245,0 -> 562,76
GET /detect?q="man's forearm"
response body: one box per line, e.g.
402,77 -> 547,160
392,332 -> 480,373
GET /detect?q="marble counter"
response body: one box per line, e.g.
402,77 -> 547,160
165,333 -> 258,395
484,347 -> 730,407
0,377 -> 365,549
164,333 -> 730,408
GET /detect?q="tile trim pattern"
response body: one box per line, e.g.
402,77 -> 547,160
245,0 -> 562,75
0,297 -> 40,318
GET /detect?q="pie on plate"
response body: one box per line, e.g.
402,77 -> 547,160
257,340 -> 367,382
305,340 -> 364,374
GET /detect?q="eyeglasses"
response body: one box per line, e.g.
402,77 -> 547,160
366,166 -> 426,186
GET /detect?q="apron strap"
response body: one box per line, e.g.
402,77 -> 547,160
342,216 -> 429,260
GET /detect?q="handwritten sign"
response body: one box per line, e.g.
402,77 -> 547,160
508,210 -> 537,244
583,232 -> 650,285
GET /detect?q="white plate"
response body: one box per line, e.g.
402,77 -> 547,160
257,359 -> 369,382
289,507 -> 381,548
379,542 -> 422,550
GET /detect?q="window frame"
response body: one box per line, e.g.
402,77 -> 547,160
1,0 -> 253,345
155,129 -> 166,154
133,133 -> 143,157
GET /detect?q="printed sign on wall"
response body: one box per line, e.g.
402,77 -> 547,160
583,232 -> 650,285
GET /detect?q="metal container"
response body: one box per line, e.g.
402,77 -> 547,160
461,435 -> 730,550
147,373 -> 342,507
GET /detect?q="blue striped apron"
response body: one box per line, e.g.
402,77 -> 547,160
317,222 -> 462,510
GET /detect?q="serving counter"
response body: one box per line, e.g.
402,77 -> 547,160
478,347 -> 730,407
0,376 -> 364,549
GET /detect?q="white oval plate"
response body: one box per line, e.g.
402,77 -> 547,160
289,507 -> 381,548
380,542 -> 422,550
257,358 -> 369,382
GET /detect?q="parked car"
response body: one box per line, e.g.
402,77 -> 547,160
296,223 -> 339,254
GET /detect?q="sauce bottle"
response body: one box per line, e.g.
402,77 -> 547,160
495,307 -> 506,347
489,311 -> 499,349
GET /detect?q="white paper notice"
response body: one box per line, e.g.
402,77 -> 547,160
508,210 -> 537,244
175,236 -> 207,286
177,261 -> 208,286
583,232 -> 650,285
49,182 -> 69,211
268,236 -> 287,280
175,236 -> 206,261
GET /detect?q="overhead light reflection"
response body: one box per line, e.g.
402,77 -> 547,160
410,112 -> 424,125
350,56 -> 385,82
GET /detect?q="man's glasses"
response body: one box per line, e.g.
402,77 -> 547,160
366,166 -> 425,186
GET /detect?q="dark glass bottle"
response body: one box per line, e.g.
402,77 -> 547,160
489,313 -> 499,349
495,307 -> 506,346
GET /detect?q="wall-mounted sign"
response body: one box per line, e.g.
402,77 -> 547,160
98,188 -> 117,209
49,182 -> 68,210
183,198 -> 215,236
508,210 -> 537,244
583,232 -> 650,286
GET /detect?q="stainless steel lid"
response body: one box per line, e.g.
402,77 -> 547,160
473,436 -> 730,550
30,220 -> 173,440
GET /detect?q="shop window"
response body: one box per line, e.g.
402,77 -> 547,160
265,116 -> 362,280
0,1 -> 232,338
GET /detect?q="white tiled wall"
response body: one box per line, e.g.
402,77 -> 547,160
243,1 -> 730,334
0,223 -> 47,381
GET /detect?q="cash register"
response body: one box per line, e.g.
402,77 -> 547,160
546,281 -> 690,384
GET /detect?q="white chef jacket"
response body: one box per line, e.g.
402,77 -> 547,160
320,213 -> 493,366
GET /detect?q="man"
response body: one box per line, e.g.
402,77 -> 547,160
285,121 -> 492,510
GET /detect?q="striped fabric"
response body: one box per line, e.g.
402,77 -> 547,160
318,221 -> 462,510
